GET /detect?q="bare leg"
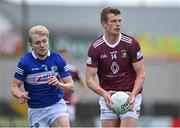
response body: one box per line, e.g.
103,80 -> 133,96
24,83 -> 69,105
51,116 -> 70,128
101,119 -> 120,128
120,117 -> 138,127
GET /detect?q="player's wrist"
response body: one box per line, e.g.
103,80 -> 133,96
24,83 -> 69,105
56,81 -> 61,88
131,92 -> 137,98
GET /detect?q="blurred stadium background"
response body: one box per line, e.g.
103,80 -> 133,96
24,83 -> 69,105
0,0 -> 180,127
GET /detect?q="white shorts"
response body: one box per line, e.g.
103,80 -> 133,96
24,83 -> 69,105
28,99 -> 69,127
99,94 -> 142,120
67,104 -> 76,122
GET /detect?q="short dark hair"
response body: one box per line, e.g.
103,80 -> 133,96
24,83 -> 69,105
100,7 -> 121,22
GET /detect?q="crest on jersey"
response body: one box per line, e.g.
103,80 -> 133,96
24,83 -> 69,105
51,66 -> 58,71
121,50 -> 127,58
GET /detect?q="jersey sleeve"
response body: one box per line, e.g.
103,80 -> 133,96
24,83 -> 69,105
57,55 -> 71,78
86,45 -> 99,68
14,57 -> 26,81
129,39 -> 143,63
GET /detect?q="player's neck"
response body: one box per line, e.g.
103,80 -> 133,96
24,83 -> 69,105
104,33 -> 120,45
36,53 -> 48,60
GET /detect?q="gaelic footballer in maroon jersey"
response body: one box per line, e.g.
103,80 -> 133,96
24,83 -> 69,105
86,7 -> 145,127
87,33 -> 143,93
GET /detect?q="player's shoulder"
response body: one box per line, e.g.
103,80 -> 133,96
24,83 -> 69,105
50,51 -> 62,59
50,51 -> 59,57
50,51 -> 67,65
121,33 -> 138,45
17,52 -> 33,66
20,52 -> 32,61
90,35 -> 105,49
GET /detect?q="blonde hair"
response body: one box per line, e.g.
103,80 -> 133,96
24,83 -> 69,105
28,25 -> 49,43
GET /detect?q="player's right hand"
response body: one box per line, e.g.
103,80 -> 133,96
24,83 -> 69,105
103,90 -> 116,110
19,91 -> 30,104
48,76 -> 59,87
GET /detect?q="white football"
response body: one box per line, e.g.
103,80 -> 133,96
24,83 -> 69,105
111,91 -> 131,114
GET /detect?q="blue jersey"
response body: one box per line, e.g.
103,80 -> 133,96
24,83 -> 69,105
14,51 -> 70,108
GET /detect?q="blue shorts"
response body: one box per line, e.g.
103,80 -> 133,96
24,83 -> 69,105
28,99 -> 69,127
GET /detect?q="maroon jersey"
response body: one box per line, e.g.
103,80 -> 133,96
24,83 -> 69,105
64,65 -> 82,102
86,33 -> 143,92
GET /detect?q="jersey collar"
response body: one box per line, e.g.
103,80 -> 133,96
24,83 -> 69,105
103,33 -> 121,48
32,50 -> 50,59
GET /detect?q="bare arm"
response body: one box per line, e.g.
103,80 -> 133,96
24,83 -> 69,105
86,67 -> 106,96
132,59 -> 145,96
48,76 -> 75,93
130,59 -> 145,106
11,79 -> 30,104
86,66 -> 114,108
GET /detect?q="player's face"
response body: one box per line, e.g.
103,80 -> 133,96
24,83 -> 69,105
102,13 -> 121,36
30,34 -> 49,59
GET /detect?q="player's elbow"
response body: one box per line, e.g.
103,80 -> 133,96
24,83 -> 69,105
141,71 -> 146,83
11,86 -> 15,97
68,84 -> 75,93
11,84 -> 18,98
86,78 -> 92,89
71,85 -> 75,93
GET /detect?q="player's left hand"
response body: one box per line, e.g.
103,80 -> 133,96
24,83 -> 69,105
126,92 -> 135,110
48,76 -> 59,86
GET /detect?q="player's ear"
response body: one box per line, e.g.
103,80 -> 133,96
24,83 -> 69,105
101,21 -> 107,28
28,42 -> 33,50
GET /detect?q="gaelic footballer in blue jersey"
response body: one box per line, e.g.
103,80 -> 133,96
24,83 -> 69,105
11,25 -> 74,127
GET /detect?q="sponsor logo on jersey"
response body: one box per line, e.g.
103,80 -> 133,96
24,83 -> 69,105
35,74 -> 52,83
87,56 -> 92,64
100,54 -> 107,59
25,71 -> 58,85
32,68 -> 39,71
110,62 -> 119,74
